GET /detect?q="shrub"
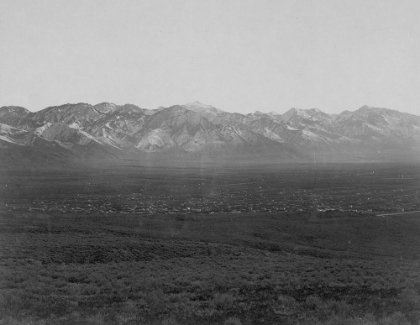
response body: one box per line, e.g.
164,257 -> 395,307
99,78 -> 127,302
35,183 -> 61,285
273,294 -> 298,315
379,312 -> 410,325
305,295 -> 325,310
85,312 -> 106,325
145,289 -> 168,315
327,299 -> 352,317
161,315 -> 179,325
398,288 -> 420,312
213,293 -> 235,310
224,316 -> 242,325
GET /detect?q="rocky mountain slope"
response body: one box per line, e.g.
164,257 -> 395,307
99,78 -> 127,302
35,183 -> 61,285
0,102 -> 419,165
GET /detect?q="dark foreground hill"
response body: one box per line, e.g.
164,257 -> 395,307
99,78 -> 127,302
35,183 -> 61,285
1,209 -> 420,324
1,102 -> 419,165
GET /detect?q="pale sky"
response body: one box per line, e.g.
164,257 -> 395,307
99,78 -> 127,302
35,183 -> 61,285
1,0 -> 419,115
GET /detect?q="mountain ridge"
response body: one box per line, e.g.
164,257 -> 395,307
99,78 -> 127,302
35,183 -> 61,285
0,102 -> 419,166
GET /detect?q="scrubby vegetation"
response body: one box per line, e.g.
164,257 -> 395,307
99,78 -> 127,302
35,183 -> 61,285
1,210 -> 420,325
0,164 -> 419,324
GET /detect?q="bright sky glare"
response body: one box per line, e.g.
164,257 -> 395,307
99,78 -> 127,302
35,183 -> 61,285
1,0 -> 419,115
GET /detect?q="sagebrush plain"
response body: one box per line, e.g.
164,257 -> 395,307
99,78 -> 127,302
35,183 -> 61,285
1,163 -> 419,325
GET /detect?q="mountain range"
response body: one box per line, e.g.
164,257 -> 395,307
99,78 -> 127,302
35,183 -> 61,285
0,101 -> 419,166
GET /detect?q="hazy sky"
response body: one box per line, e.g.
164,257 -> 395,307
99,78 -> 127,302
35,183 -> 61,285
1,0 -> 419,115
